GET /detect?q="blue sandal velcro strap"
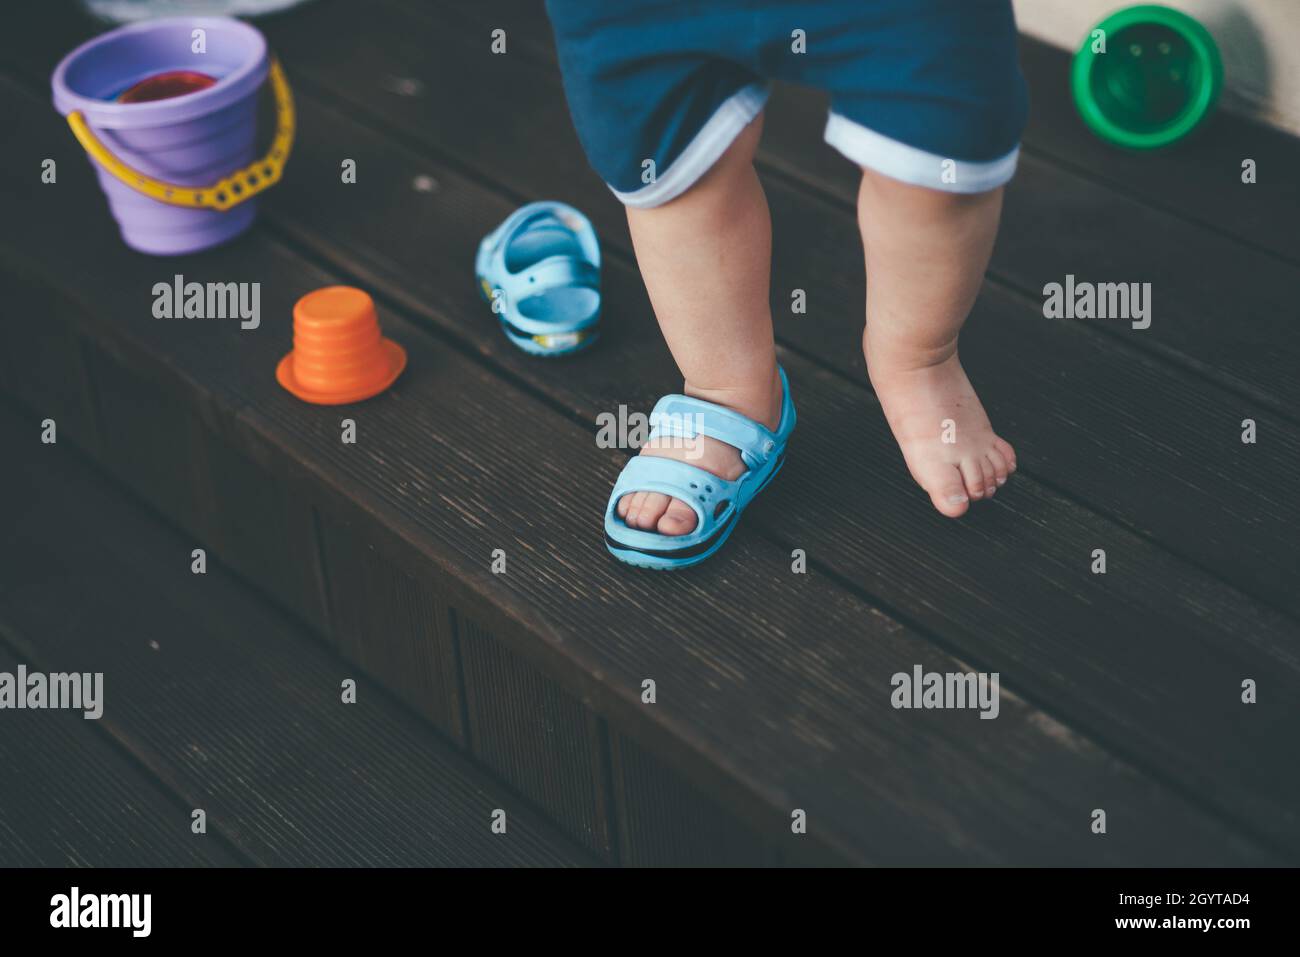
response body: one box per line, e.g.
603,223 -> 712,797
497,257 -> 600,335
648,393 -> 779,470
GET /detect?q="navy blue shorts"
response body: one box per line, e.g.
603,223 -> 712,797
545,0 -> 1028,206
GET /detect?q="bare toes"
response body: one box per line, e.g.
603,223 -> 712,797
987,448 -> 1009,487
657,498 -> 698,536
959,458 -> 986,500
628,491 -> 655,528
994,437 -> 1017,474
622,491 -> 644,526
920,464 -> 970,517
980,455 -> 997,497
634,492 -> 670,530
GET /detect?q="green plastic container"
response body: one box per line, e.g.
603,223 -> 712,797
1072,4 -> 1223,149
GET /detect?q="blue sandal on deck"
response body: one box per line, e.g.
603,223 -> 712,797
604,367 -> 796,569
475,201 -> 601,356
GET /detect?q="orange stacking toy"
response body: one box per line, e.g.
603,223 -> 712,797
277,286 -> 406,404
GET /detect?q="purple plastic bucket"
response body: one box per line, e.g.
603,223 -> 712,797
52,17 -> 269,256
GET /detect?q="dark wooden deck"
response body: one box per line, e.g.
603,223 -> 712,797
1,0 -> 1297,866
0,402 -> 591,867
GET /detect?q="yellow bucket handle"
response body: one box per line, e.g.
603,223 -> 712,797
65,57 -> 295,212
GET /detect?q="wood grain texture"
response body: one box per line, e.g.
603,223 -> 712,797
0,26 -> 1291,863
200,436 -> 332,635
83,342 -> 213,544
0,271 -> 101,458
0,641 -> 240,867
458,615 -> 615,860
318,514 -> 466,741
1015,35 -> 1300,266
0,400 -> 594,868
609,731 -> 776,868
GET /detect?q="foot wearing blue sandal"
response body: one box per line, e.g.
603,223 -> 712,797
605,366 -> 794,569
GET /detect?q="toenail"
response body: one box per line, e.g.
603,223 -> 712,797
947,494 -> 968,505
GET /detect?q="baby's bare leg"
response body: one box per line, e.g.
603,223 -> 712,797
618,114 -> 782,535
858,167 -> 1017,517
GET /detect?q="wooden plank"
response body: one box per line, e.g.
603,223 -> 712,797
1016,35 -> 1300,265
609,731 -> 775,868
0,270 -> 101,457
458,615 -> 616,860
0,400 -> 595,868
82,341 -> 214,544
0,72 -> 1286,864
2,278 -> 329,639
248,0 -> 1300,619
318,513 -> 466,741
0,642 -> 240,867
199,436 -> 332,635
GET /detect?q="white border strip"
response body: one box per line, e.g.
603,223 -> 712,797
612,83 -> 770,208
824,112 -> 1019,193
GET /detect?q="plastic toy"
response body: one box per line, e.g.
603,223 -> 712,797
277,287 -> 407,405
52,17 -> 294,255
1072,5 -> 1222,149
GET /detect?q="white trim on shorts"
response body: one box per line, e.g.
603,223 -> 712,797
824,112 -> 1019,193
610,83 -> 770,208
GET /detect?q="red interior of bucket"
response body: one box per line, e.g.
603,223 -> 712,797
116,70 -> 217,103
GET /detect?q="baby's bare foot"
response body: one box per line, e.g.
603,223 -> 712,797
866,346 -> 1016,518
616,374 -> 782,536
